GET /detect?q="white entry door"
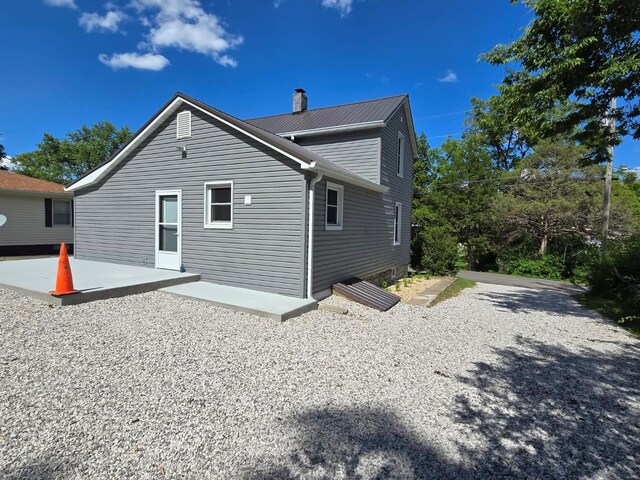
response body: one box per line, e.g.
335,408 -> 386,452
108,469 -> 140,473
155,190 -> 182,271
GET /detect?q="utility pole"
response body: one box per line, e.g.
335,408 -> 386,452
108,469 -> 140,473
602,97 -> 615,251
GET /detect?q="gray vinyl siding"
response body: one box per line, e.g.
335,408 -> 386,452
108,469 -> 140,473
297,130 -> 381,183
74,106 -> 305,297
380,103 -> 413,252
0,192 -> 73,246
312,104 -> 413,293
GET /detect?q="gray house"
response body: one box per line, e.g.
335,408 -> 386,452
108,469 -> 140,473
66,90 -> 417,299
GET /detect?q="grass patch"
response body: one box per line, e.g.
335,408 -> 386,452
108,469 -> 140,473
576,294 -> 640,337
430,278 -> 476,306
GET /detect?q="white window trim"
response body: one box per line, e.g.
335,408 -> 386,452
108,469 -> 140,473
393,201 -> 402,245
325,182 -> 344,231
52,199 -> 72,227
204,180 -> 233,229
177,111 -> 192,139
397,131 -> 405,178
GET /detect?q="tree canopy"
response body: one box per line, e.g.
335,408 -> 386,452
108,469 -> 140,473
492,139 -> 637,256
13,121 -> 132,184
483,0 -> 640,161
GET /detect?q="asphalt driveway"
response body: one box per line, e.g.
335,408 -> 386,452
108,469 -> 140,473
457,270 -> 587,295
1,283 -> 638,479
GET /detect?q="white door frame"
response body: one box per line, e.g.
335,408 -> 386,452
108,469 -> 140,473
155,189 -> 182,271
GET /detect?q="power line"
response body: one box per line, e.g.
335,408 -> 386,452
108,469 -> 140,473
416,110 -> 469,121
430,174 -> 615,189
429,132 -> 462,139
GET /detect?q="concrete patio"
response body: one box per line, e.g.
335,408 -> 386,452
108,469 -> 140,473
161,281 -> 317,321
0,257 -> 200,306
0,257 -> 317,318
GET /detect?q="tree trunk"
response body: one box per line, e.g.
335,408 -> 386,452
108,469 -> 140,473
539,234 -> 548,255
539,217 -> 549,255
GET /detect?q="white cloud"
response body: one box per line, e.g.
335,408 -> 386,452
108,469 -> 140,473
79,10 -> 126,33
438,69 -> 458,83
44,0 -> 77,8
130,0 -> 243,67
322,0 -> 353,16
98,52 -> 170,71
46,0 -> 242,70
1,156 -> 15,171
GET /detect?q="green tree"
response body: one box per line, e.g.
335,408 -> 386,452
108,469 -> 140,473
13,122 -> 132,184
412,134 -> 498,272
492,139 -> 637,256
483,0 -> 640,161
466,97 -> 534,171
431,135 -> 498,269
411,132 -> 437,268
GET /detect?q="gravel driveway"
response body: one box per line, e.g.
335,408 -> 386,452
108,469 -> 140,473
1,283 -> 638,479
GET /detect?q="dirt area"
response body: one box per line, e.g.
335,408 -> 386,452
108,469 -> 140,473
386,277 -> 440,302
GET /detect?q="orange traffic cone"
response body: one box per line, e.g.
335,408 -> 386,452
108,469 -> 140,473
49,243 -> 78,296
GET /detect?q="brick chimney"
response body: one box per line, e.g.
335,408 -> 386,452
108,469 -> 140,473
293,88 -> 308,113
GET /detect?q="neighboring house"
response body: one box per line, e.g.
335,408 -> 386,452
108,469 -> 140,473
0,170 -> 74,255
66,90 -> 417,299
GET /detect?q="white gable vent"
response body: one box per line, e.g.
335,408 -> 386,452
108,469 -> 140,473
176,111 -> 191,139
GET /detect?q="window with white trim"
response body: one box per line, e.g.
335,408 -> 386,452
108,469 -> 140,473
397,132 -> 405,177
204,181 -> 233,229
325,182 -> 344,230
177,111 -> 191,139
52,200 -> 72,226
393,202 -> 402,245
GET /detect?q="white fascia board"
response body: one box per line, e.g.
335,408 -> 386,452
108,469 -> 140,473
66,98 -> 184,191
179,98 -> 311,169
316,167 -> 389,193
278,121 -> 386,139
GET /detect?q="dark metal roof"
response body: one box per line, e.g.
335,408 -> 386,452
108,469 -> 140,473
333,278 -> 401,311
245,94 -> 408,134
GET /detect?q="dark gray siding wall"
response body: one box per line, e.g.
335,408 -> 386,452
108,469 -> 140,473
297,130 -> 381,183
311,104 -> 413,293
380,103 -> 413,255
75,106 -> 305,297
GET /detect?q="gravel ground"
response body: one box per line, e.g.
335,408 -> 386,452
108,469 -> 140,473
1,283 -> 638,479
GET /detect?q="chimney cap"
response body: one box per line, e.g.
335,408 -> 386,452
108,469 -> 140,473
295,88 -> 306,93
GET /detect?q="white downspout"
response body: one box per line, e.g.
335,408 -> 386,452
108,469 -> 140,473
307,172 -> 323,299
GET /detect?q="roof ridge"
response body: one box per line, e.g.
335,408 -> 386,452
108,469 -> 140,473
245,93 -> 408,121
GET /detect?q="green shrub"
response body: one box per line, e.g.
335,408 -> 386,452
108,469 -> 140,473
569,263 -> 591,285
501,254 -> 565,280
419,226 -> 459,275
588,235 -> 640,303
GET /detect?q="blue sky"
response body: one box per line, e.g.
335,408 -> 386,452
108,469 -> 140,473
1,0 -> 639,170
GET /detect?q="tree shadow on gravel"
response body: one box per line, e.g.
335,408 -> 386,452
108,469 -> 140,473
0,451 -> 77,480
247,338 -> 640,479
245,407 -> 469,479
477,287 -> 604,318
453,336 -> 640,479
